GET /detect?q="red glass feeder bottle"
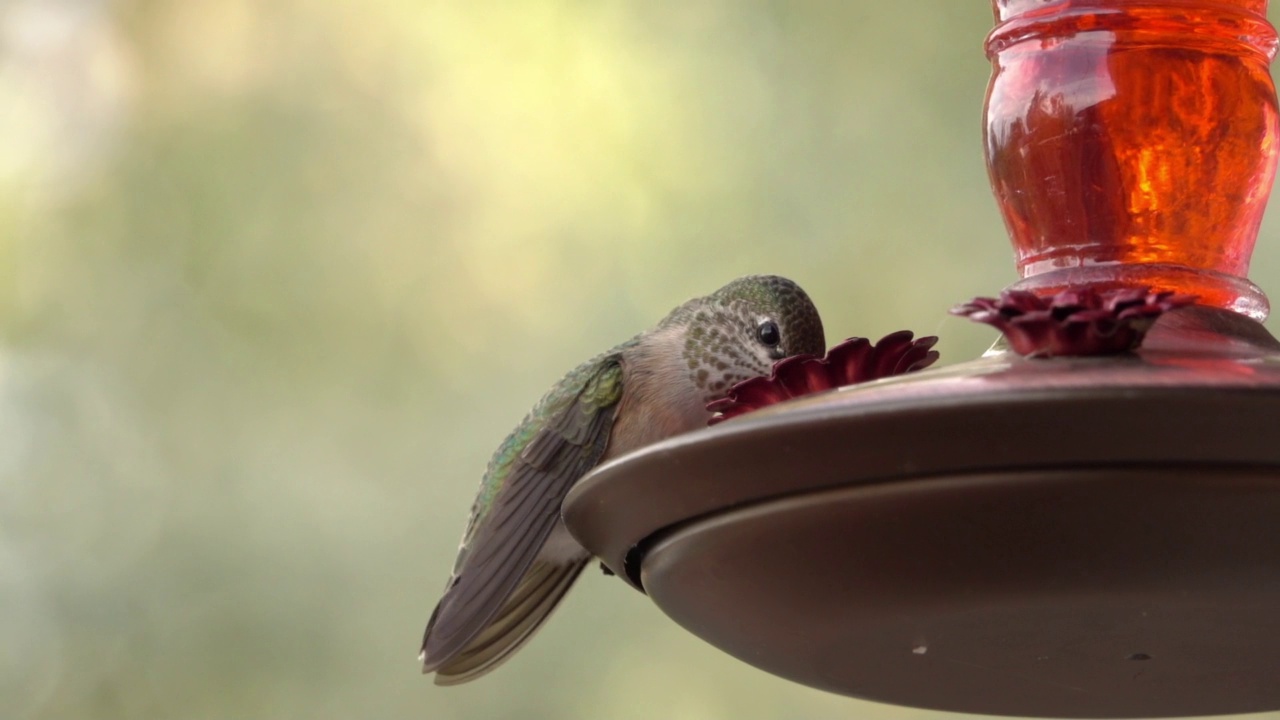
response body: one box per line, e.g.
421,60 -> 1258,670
988,0 -> 1279,318
564,1 -> 1280,717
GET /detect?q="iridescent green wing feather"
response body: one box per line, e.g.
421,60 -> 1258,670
420,351 -> 626,671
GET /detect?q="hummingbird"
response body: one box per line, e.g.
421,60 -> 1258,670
420,275 -> 825,684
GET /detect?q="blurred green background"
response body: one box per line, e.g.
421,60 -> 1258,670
6,1 -> 1280,719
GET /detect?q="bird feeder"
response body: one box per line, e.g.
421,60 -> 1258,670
563,1 -> 1280,716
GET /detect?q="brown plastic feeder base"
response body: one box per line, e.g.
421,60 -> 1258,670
563,308 -> 1280,717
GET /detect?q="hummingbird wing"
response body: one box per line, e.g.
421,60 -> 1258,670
421,353 -> 626,681
430,557 -> 587,685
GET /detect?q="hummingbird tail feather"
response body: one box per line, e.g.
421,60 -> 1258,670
432,558 -> 588,686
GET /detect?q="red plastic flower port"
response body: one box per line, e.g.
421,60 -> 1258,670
949,287 -> 1196,358
707,331 -> 940,425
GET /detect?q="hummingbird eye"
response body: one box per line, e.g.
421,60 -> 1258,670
756,320 -> 781,348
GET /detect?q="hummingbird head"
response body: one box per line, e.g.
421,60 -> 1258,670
675,275 -> 826,401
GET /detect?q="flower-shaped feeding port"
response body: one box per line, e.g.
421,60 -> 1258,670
707,331 -> 939,424
950,287 -> 1197,358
